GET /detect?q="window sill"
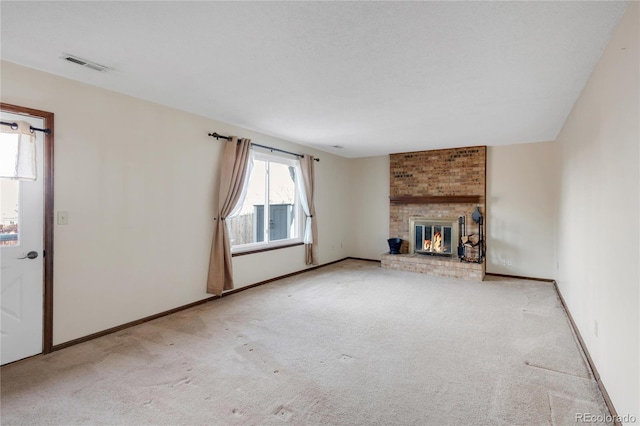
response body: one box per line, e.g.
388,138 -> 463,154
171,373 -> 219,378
231,242 -> 304,257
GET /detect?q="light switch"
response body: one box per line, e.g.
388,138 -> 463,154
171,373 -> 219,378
57,211 -> 69,225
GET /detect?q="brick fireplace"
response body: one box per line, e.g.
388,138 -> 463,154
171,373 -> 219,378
381,146 -> 486,280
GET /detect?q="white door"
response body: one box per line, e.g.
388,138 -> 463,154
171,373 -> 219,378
0,112 -> 45,365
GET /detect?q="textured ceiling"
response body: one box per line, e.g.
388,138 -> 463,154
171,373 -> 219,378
0,1 -> 628,158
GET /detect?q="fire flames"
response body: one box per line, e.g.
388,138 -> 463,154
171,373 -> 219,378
424,231 -> 444,252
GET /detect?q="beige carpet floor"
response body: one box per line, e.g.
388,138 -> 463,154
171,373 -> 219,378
1,259 -> 611,425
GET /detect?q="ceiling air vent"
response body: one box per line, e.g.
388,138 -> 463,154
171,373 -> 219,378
62,54 -> 110,72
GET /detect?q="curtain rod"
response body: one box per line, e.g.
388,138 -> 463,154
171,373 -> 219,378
0,121 -> 51,135
208,132 -> 320,162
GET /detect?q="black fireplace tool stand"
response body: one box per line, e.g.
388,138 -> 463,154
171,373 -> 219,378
458,207 -> 484,264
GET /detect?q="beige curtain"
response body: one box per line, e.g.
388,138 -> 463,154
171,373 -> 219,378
207,137 -> 252,295
0,121 -> 37,180
298,155 -> 318,265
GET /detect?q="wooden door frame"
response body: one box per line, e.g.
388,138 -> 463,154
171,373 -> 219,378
1,102 -> 54,354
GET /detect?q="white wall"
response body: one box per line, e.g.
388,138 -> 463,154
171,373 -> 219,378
0,61 -> 349,345
347,156 -> 389,260
555,2 -> 639,423
486,142 -> 558,279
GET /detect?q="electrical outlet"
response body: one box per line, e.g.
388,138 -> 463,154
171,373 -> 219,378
57,211 -> 69,225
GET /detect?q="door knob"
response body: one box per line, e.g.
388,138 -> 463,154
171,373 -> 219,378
18,251 -> 38,260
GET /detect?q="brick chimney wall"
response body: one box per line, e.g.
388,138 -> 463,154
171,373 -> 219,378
389,146 -> 486,255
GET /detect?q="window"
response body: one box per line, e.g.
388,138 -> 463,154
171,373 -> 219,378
0,180 -> 20,247
227,150 -> 302,253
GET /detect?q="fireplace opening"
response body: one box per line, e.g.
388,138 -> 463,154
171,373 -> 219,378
409,218 -> 458,257
416,225 -> 452,255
